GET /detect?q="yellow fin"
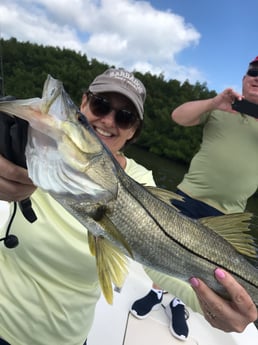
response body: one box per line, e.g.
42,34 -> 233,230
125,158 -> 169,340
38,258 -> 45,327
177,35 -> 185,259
145,186 -> 184,211
88,231 -> 96,256
199,212 -> 258,258
90,235 -> 128,304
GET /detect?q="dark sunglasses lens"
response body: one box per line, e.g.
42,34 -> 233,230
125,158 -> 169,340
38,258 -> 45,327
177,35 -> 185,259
89,93 -> 138,129
116,110 -> 138,129
90,95 -> 110,116
247,70 -> 258,77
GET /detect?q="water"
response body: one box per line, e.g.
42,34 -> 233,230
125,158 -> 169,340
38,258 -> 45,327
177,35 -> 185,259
125,145 -> 258,215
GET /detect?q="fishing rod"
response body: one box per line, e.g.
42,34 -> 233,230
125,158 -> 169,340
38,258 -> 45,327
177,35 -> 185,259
0,35 -> 4,97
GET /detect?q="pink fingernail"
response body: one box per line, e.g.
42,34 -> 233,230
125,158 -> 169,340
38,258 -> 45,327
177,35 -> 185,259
189,277 -> 199,287
215,268 -> 226,279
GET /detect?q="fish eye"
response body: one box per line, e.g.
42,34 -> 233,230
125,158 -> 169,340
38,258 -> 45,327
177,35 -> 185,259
76,112 -> 88,126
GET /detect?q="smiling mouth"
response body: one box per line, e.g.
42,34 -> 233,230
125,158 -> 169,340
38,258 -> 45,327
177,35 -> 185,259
95,126 -> 113,137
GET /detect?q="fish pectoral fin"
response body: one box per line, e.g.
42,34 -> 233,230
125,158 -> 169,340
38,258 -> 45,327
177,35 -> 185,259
145,186 -> 184,210
98,214 -> 134,259
90,234 -> 129,304
88,231 -> 96,256
199,212 -> 258,258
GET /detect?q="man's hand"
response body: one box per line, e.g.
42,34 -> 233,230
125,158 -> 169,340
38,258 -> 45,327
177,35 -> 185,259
190,268 -> 257,332
211,88 -> 243,113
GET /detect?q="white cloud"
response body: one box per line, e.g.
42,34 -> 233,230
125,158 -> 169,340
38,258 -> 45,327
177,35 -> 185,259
0,0 -> 203,84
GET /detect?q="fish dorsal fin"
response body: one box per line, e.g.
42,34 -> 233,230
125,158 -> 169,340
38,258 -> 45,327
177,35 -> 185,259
199,212 -> 257,258
88,231 -> 128,304
145,186 -> 184,210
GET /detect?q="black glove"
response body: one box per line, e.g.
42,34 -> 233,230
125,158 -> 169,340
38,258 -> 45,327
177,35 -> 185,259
0,96 -> 37,222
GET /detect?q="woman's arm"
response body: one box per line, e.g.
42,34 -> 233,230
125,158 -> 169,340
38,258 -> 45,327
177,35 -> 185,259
190,268 -> 257,332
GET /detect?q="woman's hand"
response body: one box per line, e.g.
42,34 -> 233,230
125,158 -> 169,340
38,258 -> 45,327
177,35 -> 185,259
0,155 -> 36,202
190,268 -> 257,332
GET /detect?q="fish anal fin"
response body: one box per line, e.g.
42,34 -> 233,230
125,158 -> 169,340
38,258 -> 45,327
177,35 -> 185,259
199,212 -> 257,258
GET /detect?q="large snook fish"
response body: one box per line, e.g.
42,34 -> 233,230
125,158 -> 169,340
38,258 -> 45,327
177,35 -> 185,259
0,75 -> 258,306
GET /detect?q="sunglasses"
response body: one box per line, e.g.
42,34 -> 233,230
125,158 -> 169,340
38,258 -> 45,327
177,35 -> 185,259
87,92 -> 139,129
247,69 -> 258,77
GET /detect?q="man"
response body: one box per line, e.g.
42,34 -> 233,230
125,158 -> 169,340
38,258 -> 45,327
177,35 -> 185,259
131,57 -> 258,339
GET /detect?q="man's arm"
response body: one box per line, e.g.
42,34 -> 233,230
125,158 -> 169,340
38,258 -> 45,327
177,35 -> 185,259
171,88 -> 243,126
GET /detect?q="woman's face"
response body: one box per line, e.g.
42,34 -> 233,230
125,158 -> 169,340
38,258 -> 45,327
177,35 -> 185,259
80,92 -> 140,155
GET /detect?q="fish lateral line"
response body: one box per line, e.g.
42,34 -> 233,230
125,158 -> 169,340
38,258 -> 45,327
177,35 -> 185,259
160,224 -> 258,288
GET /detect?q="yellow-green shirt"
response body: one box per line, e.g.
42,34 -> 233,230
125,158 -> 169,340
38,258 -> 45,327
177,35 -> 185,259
0,157 -> 156,345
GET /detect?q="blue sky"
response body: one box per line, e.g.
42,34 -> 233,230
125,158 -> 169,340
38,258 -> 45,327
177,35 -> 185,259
152,0 -> 258,92
0,0 -> 257,93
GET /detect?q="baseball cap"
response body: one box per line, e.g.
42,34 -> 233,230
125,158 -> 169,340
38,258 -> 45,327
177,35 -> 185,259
89,68 -> 146,120
249,56 -> 258,64
247,56 -> 258,72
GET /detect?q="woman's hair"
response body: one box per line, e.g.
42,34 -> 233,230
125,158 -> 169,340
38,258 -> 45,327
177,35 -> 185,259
123,119 -> 143,149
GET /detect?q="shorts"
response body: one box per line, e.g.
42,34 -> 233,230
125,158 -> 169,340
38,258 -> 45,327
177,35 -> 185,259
171,189 -> 225,220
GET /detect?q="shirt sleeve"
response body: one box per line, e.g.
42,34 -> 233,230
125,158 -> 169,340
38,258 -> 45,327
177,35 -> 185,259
124,156 -> 156,186
199,111 -> 211,124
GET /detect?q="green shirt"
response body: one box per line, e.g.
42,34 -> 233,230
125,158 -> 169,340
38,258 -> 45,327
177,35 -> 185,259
178,110 -> 258,213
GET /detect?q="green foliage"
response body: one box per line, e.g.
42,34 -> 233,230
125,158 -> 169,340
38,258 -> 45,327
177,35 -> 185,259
0,37 -> 217,164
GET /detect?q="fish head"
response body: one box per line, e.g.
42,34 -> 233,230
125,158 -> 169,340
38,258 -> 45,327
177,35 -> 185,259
0,75 -> 118,203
